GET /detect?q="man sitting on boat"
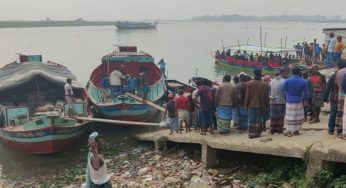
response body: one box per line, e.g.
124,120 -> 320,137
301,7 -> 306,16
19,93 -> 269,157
109,66 -> 125,96
65,78 -> 74,117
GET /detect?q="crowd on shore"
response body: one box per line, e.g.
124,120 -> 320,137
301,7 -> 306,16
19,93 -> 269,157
163,60 -> 346,139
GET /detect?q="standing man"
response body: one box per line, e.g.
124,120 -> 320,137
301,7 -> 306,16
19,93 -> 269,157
334,36 -> 346,63
335,61 -> 346,137
195,79 -> 214,135
125,75 -> 138,94
215,75 -> 235,133
269,68 -> 289,134
281,67 -> 309,137
109,66 -> 125,96
65,78 -> 74,117
232,76 -> 240,127
175,89 -> 190,133
245,69 -> 270,139
139,67 -> 149,101
163,93 -> 178,134
308,66 -> 326,124
326,32 -> 337,67
86,133 -> 112,188
324,67 -> 339,135
157,59 -> 166,78
235,75 -> 251,131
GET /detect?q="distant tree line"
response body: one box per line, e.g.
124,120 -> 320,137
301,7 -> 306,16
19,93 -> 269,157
190,14 -> 345,22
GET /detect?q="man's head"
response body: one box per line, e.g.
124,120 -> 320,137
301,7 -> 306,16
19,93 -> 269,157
292,67 -> 301,76
178,89 -> 184,96
337,36 -> 343,42
66,78 -> 72,84
279,67 -> 290,78
329,32 -> 335,38
223,75 -> 231,83
168,93 -> 174,100
254,69 -> 262,77
233,76 -> 239,84
311,66 -> 319,75
201,79 -> 208,86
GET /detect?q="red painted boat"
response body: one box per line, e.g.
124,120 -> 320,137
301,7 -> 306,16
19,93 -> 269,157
87,46 -> 166,122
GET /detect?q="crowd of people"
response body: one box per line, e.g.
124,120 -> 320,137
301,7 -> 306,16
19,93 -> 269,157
163,60 -> 346,139
294,32 -> 346,67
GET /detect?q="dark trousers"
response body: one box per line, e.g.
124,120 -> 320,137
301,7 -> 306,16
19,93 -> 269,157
328,103 -> 337,134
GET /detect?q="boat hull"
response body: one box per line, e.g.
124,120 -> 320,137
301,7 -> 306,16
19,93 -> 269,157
215,59 -> 278,75
0,124 -> 86,154
95,103 -> 158,122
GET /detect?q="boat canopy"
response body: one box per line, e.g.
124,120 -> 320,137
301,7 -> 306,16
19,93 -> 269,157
224,44 -> 300,53
0,61 -> 84,92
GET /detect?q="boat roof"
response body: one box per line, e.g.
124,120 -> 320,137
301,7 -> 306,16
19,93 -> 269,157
0,61 -> 84,92
224,44 -> 300,53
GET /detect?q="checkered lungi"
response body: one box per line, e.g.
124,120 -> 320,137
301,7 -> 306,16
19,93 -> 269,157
285,103 -> 304,132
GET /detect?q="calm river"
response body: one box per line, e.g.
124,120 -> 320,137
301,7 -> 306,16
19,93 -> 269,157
0,21 -> 344,180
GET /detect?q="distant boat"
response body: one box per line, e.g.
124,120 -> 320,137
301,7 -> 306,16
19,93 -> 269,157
0,55 -> 90,154
87,46 -> 166,122
115,21 -> 157,30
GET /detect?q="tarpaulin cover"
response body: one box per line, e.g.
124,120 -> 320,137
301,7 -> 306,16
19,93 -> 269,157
0,61 -> 84,92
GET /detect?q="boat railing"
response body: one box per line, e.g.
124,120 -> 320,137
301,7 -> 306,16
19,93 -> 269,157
147,75 -> 165,102
87,80 -> 112,103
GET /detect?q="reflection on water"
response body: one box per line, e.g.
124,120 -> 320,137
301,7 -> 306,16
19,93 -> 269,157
0,123 -> 161,181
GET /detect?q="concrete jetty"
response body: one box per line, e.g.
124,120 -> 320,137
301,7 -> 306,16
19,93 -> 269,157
135,115 -> 346,180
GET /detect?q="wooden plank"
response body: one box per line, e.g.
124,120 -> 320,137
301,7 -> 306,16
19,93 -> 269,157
125,92 -> 165,112
77,117 -> 161,126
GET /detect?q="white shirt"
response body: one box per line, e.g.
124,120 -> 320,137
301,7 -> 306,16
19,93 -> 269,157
328,37 -> 337,53
89,154 -> 110,185
109,70 -> 124,86
64,83 -> 73,96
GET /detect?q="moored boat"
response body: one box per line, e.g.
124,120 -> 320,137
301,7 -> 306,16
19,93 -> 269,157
210,44 -> 301,75
87,46 -> 166,121
115,21 -> 157,30
0,55 -> 90,154
166,79 -> 195,95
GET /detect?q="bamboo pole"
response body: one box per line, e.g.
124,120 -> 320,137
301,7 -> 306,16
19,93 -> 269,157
125,92 -> 165,112
77,117 -> 161,126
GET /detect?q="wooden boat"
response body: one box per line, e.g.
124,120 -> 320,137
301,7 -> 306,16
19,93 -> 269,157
210,44 -> 301,75
166,79 -> 196,95
0,55 -> 90,154
87,46 -> 166,121
115,21 -> 157,30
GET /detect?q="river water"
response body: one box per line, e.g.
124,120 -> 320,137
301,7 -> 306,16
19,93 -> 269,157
0,21 -> 344,181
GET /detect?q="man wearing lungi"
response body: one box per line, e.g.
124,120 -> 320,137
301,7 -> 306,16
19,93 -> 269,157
335,61 -> 346,138
215,75 -> 235,133
235,75 -> 251,131
245,69 -> 270,139
281,67 -> 309,137
269,67 -> 289,134
308,66 -> 326,124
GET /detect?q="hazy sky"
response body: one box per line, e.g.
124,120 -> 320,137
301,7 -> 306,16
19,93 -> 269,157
0,0 -> 344,20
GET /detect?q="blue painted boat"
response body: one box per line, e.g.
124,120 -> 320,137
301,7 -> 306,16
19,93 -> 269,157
87,46 -> 166,122
0,55 -> 90,154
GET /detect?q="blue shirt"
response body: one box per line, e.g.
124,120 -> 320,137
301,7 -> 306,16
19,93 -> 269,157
159,62 -> 166,69
281,75 -> 309,103
126,77 -> 138,91
100,77 -> 109,88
